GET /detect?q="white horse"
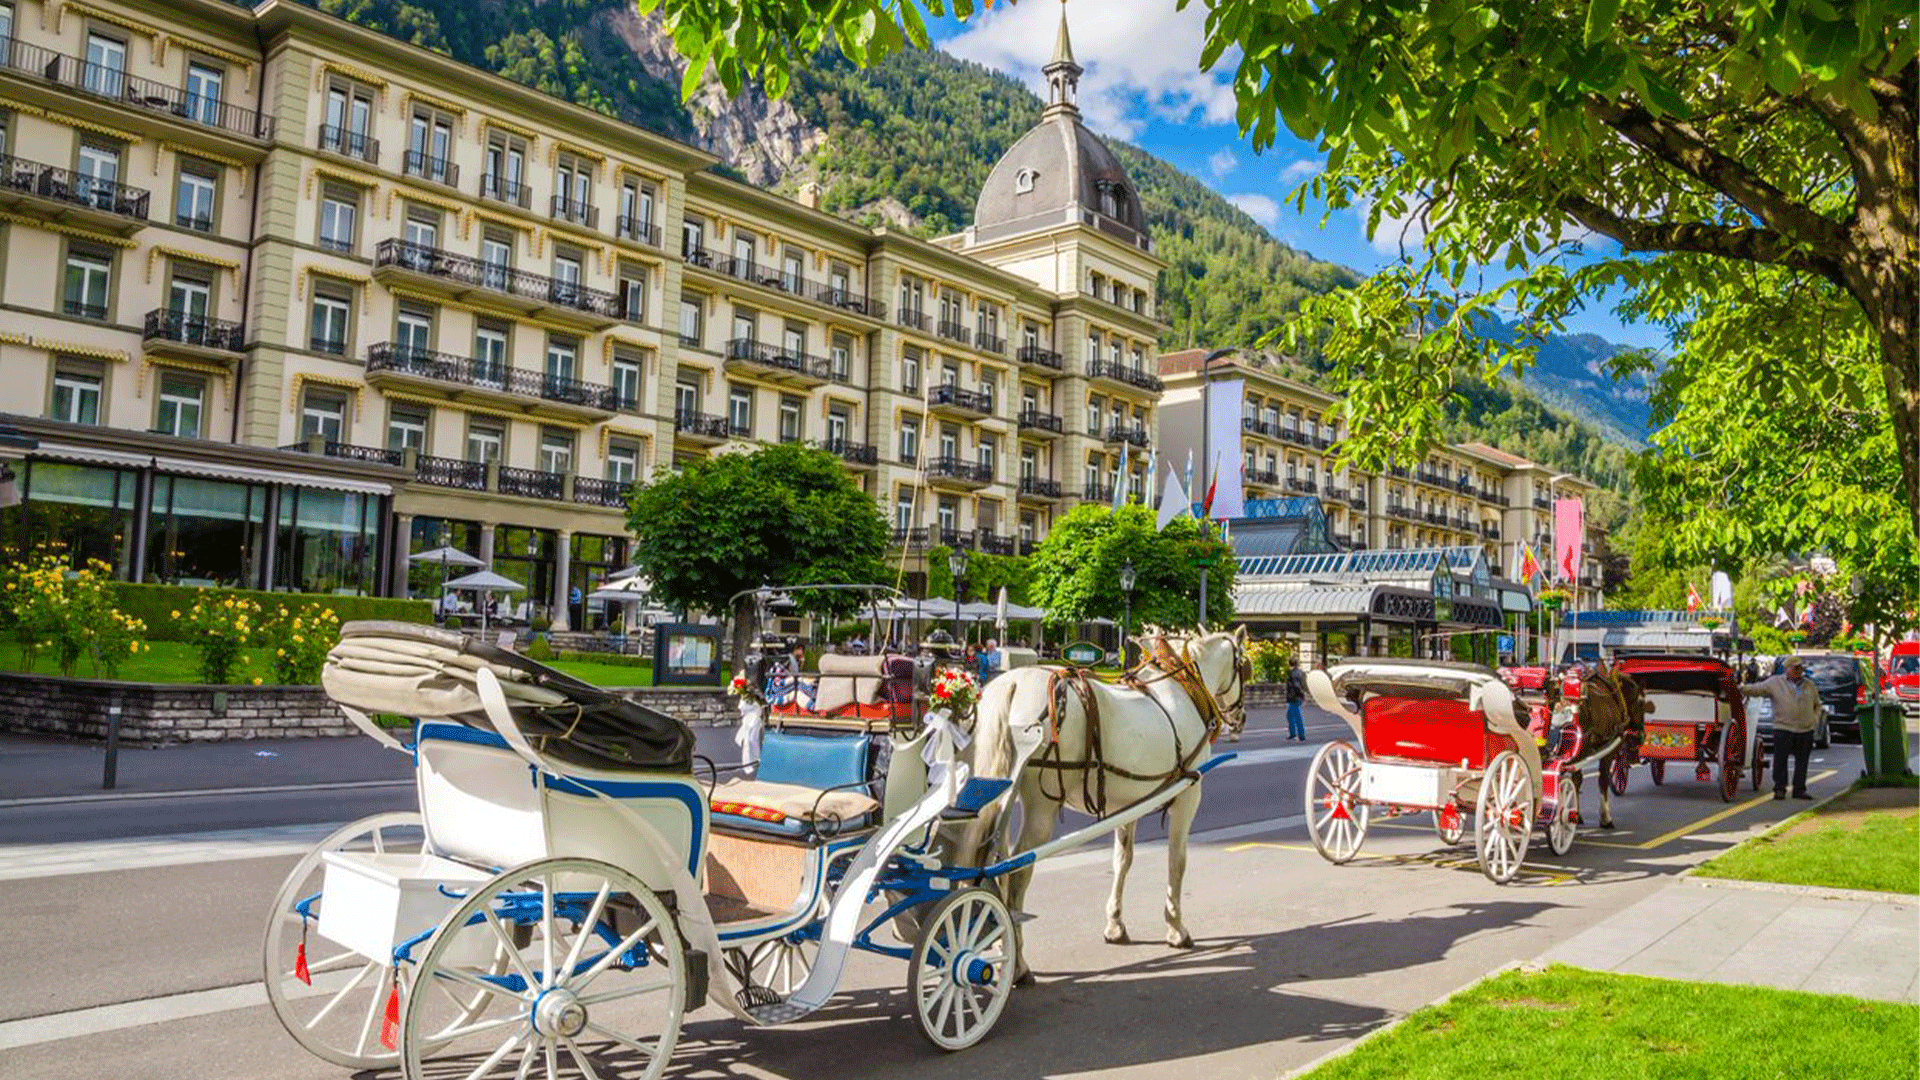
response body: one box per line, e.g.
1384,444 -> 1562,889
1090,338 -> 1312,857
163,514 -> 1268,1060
949,628 -> 1249,979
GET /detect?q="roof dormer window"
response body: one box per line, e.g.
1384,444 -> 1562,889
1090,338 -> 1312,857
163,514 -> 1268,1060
1015,168 -> 1036,194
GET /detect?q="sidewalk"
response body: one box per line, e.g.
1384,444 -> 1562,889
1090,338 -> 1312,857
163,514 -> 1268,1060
0,732 -> 412,801
1540,878 -> 1919,1004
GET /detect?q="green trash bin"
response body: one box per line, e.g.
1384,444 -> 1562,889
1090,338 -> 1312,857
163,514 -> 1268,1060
1858,700 -> 1912,778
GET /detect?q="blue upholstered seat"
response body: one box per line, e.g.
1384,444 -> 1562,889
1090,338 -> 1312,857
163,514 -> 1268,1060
709,730 -> 878,839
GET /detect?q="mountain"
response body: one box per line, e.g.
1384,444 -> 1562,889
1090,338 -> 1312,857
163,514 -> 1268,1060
307,0 -> 1649,477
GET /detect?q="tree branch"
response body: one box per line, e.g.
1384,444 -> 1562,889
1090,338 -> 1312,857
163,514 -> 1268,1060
1557,193 -> 1841,278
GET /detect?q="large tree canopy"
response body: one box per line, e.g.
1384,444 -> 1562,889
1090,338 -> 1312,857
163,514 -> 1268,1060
1028,505 -> 1234,630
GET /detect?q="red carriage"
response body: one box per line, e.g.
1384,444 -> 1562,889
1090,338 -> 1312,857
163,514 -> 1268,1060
1604,653 -> 1762,801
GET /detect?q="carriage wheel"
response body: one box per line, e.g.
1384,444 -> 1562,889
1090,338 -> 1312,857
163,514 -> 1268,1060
910,888 -> 1017,1051
1474,752 -> 1533,885
402,857 -> 686,1080
1608,754 -> 1630,795
1648,761 -> 1666,785
1546,771 -> 1579,857
1305,740 -> 1370,864
746,935 -> 817,998
1433,805 -> 1465,846
1718,721 -> 1746,802
263,811 -> 432,1069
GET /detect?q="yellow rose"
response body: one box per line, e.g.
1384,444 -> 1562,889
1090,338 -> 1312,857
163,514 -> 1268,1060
252,677 -> 263,685
171,610 -> 181,618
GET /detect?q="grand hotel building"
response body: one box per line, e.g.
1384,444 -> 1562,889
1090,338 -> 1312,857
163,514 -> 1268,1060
0,0 -> 1167,629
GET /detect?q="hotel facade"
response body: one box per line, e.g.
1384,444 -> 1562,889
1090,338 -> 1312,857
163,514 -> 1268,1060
0,0 -> 1166,628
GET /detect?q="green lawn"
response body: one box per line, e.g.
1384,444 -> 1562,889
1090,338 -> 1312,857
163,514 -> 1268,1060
1693,797 -> 1919,895
546,657 -> 657,687
1304,965 -> 1917,1080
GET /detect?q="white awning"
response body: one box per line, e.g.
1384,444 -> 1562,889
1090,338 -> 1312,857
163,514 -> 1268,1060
1235,583 -> 1380,617
29,442 -> 156,468
150,454 -> 393,496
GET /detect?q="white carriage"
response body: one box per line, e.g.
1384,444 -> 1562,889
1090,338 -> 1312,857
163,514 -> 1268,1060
264,614 -> 1228,1079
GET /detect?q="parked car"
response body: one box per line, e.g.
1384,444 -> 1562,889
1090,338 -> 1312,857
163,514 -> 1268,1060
1890,641 -> 1920,721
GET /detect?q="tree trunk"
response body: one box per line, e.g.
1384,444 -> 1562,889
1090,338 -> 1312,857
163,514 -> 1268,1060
730,594 -> 757,678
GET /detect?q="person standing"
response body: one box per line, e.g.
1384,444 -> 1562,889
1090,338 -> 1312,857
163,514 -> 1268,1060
1742,657 -> 1822,799
1285,657 -> 1308,742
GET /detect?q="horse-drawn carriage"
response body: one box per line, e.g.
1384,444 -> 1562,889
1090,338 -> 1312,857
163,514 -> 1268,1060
1602,653 -> 1762,800
264,593 -> 1243,1079
1300,659 -> 1620,884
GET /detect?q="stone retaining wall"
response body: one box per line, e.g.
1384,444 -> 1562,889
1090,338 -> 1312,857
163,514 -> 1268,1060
1245,682 -> 1289,709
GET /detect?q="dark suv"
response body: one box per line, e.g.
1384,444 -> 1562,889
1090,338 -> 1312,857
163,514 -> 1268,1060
1755,653 -> 1871,745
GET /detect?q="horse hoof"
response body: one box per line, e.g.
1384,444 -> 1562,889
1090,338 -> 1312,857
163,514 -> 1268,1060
1013,968 -> 1037,987
1600,819 -> 1616,830
1104,926 -> 1130,945
1166,931 -> 1193,950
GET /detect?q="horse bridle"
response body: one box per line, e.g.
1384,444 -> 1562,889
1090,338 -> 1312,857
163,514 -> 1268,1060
1141,633 -> 1250,741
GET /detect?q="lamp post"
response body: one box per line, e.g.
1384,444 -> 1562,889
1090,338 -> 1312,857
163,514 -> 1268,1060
1197,346 -> 1236,627
1120,558 -> 1136,667
948,545 -> 969,640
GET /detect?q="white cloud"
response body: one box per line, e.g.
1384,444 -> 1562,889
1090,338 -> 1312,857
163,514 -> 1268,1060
1206,148 -> 1237,180
944,4 -> 1236,139
1280,159 -> 1319,183
1228,193 -> 1281,230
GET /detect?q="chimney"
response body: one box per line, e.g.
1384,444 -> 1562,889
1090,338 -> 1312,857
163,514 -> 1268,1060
796,180 -> 823,209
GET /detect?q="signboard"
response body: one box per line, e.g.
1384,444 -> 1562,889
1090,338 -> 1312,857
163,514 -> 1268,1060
1063,641 -> 1105,666
651,623 -> 722,686
1498,633 -> 1515,656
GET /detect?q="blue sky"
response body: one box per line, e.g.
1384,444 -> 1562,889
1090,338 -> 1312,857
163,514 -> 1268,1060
927,4 -> 1666,351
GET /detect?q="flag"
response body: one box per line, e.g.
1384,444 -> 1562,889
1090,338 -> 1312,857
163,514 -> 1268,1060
1686,583 -> 1703,612
1553,498 -> 1585,582
1143,447 -> 1159,508
1520,542 -> 1542,583
1156,467 -> 1189,531
1202,454 -> 1219,516
1709,570 -> 1734,610
1204,379 -> 1247,519
1111,441 -> 1130,512
1183,448 -> 1194,496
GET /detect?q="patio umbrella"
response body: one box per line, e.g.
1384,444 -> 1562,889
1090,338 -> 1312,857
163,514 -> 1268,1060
443,569 -> 526,634
995,586 -> 1009,640
410,545 -> 483,614
587,574 -> 654,634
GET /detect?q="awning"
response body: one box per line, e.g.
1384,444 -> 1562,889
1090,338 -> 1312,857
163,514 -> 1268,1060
29,442 -> 156,468
153,454 -> 393,496
1236,583 -> 1380,618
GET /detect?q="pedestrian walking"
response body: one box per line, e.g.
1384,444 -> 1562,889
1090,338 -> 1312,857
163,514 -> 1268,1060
1742,656 -> 1822,799
1285,657 -> 1308,742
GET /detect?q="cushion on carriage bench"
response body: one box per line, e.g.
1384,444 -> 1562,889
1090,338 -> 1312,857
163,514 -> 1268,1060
709,777 -> 879,823
757,729 -> 870,790
811,654 -> 889,714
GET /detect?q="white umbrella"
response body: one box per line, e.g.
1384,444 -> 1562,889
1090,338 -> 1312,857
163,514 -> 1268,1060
444,569 -> 526,634
410,545 -> 483,613
995,586 -> 1010,640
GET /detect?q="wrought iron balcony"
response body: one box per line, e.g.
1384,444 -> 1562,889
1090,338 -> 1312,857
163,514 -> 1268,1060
366,342 -> 620,411
1017,409 -> 1063,435
1533,496 -> 1553,509
616,216 -> 661,246
821,438 -> 879,466
402,149 -> 458,187
979,534 -> 1017,556
1348,493 -> 1368,510
480,173 -> 532,209
673,410 -> 730,441
1327,486 -> 1350,503
1017,344 -> 1063,370
897,308 -> 929,332
725,337 -> 835,384
573,476 -> 633,508
1245,468 -> 1279,487
811,283 -> 884,319
0,153 -> 150,220
1079,483 -> 1117,504
278,439 -> 406,467
373,240 -> 620,318
928,385 -> 993,415
498,465 -> 564,500
1085,360 -> 1163,392
1287,479 -> 1319,495
416,454 -> 488,491
926,456 -> 993,484
0,39 -> 273,140
550,195 -> 597,228
143,309 -> 243,352
935,320 -> 971,346
1104,425 -> 1150,448
1019,476 -> 1063,499
976,332 -> 1006,354
1482,524 -> 1502,539
63,299 -> 107,320
317,125 -> 376,162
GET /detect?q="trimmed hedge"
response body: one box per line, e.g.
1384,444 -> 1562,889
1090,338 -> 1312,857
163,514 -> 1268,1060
109,583 -> 431,642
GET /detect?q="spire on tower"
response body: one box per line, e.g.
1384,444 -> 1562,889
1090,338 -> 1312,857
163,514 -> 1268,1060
1042,0 -> 1082,119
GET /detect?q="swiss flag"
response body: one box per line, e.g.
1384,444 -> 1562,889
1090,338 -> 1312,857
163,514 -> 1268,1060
1686,584 -> 1703,612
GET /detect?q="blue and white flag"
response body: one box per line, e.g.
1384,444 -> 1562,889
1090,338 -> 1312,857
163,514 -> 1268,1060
1111,441 -> 1131,512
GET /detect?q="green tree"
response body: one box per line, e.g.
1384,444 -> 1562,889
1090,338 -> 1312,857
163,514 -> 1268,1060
625,444 -> 890,659
924,546 -> 1033,605
1028,504 -> 1233,632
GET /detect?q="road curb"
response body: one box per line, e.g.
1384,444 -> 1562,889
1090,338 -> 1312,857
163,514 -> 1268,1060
0,778 -> 411,808
1681,874 -> 1920,906
1275,960 -> 1530,1080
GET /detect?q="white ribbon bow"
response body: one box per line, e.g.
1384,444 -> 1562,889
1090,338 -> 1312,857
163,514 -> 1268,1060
734,699 -> 765,768
922,707 -> 973,786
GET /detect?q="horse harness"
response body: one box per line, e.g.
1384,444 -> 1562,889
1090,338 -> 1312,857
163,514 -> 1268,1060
1030,636 -> 1248,817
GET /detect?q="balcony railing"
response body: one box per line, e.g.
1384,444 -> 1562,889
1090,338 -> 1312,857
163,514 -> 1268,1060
417,454 -> 488,491
1349,494 -> 1368,510
318,125 -> 376,162
480,173 -> 532,209
926,456 -> 993,484
1327,486 -> 1350,503
979,534 -> 1018,556
1105,425 -> 1149,448
1483,524 -> 1502,540
616,216 -> 661,246
0,39 -> 274,139
1386,506 -> 1414,520
573,476 -> 633,508
1086,360 -> 1163,392
366,342 -> 620,411
1533,496 -> 1553,509
1287,479 -> 1318,495
143,310 -> 243,351
976,332 -> 1006,354
1080,484 -> 1117,504
673,410 -> 730,439
402,149 -> 458,187
1017,344 -> 1063,370
935,319 -> 971,346
278,440 -> 406,467
1017,409 -> 1063,434
821,438 -> 878,465
808,282 -> 884,319
1019,476 -> 1062,499
1245,468 -> 1279,486
373,239 -> 620,318
550,195 -> 597,228
498,465 -> 564,500
898,308 -> 929,333
928,385 -> 993,413
725,337 -> 836,382
63,299 -> 107,320
0,153 -> 150,220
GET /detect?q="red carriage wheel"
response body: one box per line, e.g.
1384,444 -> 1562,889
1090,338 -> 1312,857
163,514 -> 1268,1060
1305,740 -> 1369,864
1648,761 -> 1666,785
1546,770 -> 1579,857
1718,719 -> 1745,802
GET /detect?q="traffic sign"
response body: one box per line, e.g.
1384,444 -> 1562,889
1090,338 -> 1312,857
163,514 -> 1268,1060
1498,633 -> 1514,655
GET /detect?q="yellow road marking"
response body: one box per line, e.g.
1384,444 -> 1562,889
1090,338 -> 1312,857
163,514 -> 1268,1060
1582,769 -> 1839,850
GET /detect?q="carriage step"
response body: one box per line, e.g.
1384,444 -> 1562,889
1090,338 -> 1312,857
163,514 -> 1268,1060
940,777 -> 1014,820
746,999 -> 815,1025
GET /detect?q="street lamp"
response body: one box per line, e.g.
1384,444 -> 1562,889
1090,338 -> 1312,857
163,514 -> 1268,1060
1197,347 -> 1236,626
948,545 -> 970,639
1120,558 -> 1137,667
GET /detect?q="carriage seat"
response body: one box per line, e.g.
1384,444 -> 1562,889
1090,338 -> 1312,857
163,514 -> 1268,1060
710,728 -> 878,839
771,654 -> 913,721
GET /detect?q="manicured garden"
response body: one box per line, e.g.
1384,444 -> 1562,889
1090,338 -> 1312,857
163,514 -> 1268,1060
1303,965 -> 1918,1080
1693,780 -> 1920,895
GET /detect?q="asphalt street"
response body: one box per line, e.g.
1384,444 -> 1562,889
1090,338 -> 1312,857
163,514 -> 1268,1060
0,705 -> 1877,1079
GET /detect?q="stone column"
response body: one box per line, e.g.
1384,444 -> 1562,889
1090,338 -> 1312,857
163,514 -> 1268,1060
390,512 -> 414,598
478,522 -> 496,565
551,529 -> 574,632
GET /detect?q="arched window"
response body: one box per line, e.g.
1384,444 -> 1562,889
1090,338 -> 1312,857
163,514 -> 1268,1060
1014,168 -> 1036,194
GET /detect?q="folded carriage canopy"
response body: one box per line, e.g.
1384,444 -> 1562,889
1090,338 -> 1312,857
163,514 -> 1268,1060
322,620 -> 695,772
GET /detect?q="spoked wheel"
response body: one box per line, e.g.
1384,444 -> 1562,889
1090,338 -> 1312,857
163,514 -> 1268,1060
1305,740 -> 1369,864
746,934 -> 817,998
1718,720 -> 1746,802
1546,770 -> 1579,857
910,887 -> 1017,1051
1433,805 -> 1465,846
1608,754 -> 1631,795
402,857 -> 686,1080
263,811 -> 428,1069
1648,760 -> 1666,785
1474,751 -> 1533,884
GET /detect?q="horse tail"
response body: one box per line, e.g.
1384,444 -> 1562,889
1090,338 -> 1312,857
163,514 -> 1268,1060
953,670 -> 1025,867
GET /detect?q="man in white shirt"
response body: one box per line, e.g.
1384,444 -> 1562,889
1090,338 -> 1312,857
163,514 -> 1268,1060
1743,657 -> 1823,799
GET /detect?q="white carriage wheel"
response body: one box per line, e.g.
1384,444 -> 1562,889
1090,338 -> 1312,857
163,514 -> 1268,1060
746,934 -> 817,998
1304,740 -> 1369,864
262,810 -> 429,1069
1546,770 -> 1578,857
1474,751 -> 1533,885
1432,806 -> 1465,846
401,857 -> 686,1080
910,888 -> 1017,1052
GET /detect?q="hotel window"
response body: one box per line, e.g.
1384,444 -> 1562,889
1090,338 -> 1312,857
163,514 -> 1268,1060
681,215 -> 707,260
777,396 -> 802,443
901,348 -> 921,393
50,360 -> 103,425
482,133 -> 528,205
781,249 -> 804,292
731,229 -> 757,273
403,207 -> 439,252
826,405 -> 850,446
940,361 -> 960,388
936,498 -> 957,535
555,154 -> 594,221
1086,331 -> 1100,365
897,277 -> 924,320
318,186 -> 358,252
185,62 -> 224,127
465,421 -> 503,464
63,248 -> 111,320
545,336 -> 577,385
473,322 -> 508,384
606,440 -> 639,485
1022,323 -> 1039,351
0,5 -> 12,41
938,426 -> 958,460
619,178 -> 656,240
976,303 -> 1000,343
308,287 -> 351,354
894,491 -> 915,532
387,405 -> 427,452
300,388 -> 346,441
978,370 -> 998,412
407,109 -> 455,183
154,375 -> 205,439
828,264 -> 852,303
781,323 -> 806,362
611,350 -> 643,410
1131,346 -> 1144,369
75,141 -> 121,210
618,262 -> 646,322
176,164 -> 217,231
1020,448 -> 1037,481
830,335 -> 852,382
324,81 -> 375,160
551,249 -> 583,302
731,307 -> 758,345
1084,455 -> 1101,493
83,32 -> 127,97
977,434 -> 997,478
539,430 -> 574,475
678,293 -> 703,345
1019,514 -> 1037,545
727,385 -> 753,434
938,291 -> 960,328
395,305 -> 434,354
1109,338 -> 1123,367
898,416 -> 920,464
167,270 -> 212,323
1086,395 -> 1103,436
673,378 -> 699,418
1021,386 -> 1038,415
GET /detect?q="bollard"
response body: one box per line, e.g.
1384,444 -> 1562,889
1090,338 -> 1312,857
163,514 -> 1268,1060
103,695 -> 122,790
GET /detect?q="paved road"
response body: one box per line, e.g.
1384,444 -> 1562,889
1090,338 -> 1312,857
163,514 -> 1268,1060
0,708 -> 1876,1078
